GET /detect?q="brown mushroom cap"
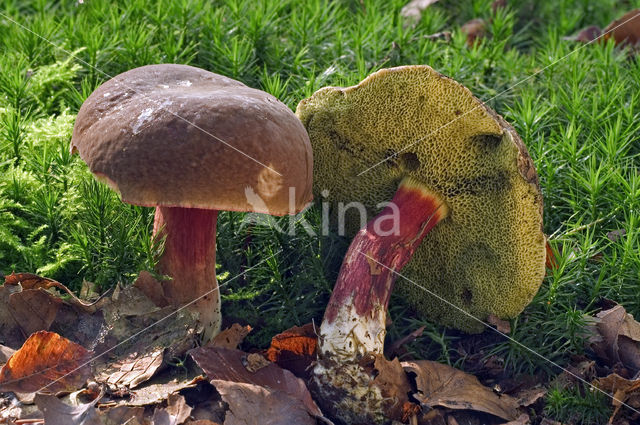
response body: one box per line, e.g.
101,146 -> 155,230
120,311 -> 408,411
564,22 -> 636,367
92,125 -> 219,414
296,65 -> 545,332
71,64 -> 313,215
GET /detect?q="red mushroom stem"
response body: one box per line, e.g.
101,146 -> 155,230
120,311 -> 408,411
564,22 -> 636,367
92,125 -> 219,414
312,178 -> 448,424
318,177 -> 448,360
153,207 -> 220,341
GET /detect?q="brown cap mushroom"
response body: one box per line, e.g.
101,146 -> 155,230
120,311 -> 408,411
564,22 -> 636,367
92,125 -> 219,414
296,65 -> 545,332
72,64 -> 313,341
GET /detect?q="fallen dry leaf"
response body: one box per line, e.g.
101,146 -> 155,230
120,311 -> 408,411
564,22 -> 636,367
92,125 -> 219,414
371,355 -> 413,421
34,392 -> 100,425
242,353 -> 270,373
9,289 -> 62,336
133,270 -> 170,308
189,346 -> 323,419
514,386 -> 547,407
589,304 -> 640,371
4,272 -> 106,313
607,229 -> 627,242
125,376 -> 205,407
401,0 -> 440,26
151,393 -> 192,425
461,18 -> 487,46
502,413 -> 530,425
567,10 -> 640,49
0,284 -> 25,348
491,0 -> 507,13
211,324 -> 252,350
212,380 -> 316,425
604,9 -> 640,47
0,331 -> 92,393
0,344 -> 15,364
577,25 -> 602,42
97,405 -> 145,425
595,373 -> 640,424
265,323 -> 317,379
402,360 -> 520,421
95,347 -> 164,390
487,315 -> 511,334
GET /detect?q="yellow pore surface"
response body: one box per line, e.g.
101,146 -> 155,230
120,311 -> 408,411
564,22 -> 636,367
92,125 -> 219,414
296,66 -> 546,332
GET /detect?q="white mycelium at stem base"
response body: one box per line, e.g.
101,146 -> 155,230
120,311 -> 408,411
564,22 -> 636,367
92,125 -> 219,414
312,177 -> 448,424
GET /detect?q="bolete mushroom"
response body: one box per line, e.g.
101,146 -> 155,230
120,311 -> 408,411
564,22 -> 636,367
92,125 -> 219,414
296,65 -> 546,332
71,64 -> 313,341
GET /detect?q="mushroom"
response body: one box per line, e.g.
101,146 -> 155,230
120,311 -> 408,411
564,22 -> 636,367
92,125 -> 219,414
311,177 -> 448,424
296,65 -> 546,332
71,64 -> 313,341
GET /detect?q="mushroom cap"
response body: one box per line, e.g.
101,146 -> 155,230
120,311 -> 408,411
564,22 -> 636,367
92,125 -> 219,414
72,64 -> 313,215
296,66 -> 545,332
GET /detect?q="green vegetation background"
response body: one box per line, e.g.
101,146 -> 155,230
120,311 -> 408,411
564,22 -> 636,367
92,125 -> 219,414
0,1 -> 639,421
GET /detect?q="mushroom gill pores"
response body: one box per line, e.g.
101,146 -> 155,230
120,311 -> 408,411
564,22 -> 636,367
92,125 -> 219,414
296,65 -> 545,332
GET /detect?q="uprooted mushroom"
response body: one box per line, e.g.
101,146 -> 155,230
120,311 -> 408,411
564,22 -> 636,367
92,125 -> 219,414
71,64 -> 313,342
298,66 -> 545,424
297,65 -> 546,333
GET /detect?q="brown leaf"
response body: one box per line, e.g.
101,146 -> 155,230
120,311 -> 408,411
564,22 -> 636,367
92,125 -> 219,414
96,347 -> 164,390
487,315 -> 511,334
589,304 -> 640,371
243,353 -> 270,373
565,25 -> 602,43
211,323 -> 252,350
491,0 -> 507,13
133,270 -> 170,308
0,284 -> 25,348
34,393 -> 100,425
212,380 -> 316,425
372,355 -> 413,420
607,229 -> 627,242
4,272 -> 63,291
0,331 -> 92,393
402,360 -> 520,421
4,273 -> 103,313
151,393 -> 192,425
461,19 -> 487,46
189,346 -> 323,418
9,289 -> 62,336
97,405 -> 145,425
514,386 -> 546,407
595,373 -> 640,423
401,0 -> 440,26
265,323 -> 317,378
604,9 -> 640,47
502,414 -> 530,425
0,344 -> 15,364
126,376 -> 205,407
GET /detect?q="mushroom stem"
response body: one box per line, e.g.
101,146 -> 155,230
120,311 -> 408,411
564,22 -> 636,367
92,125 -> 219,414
312,178 -> 448,424
153,207 -> 220,341
319,177 -> 448,360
